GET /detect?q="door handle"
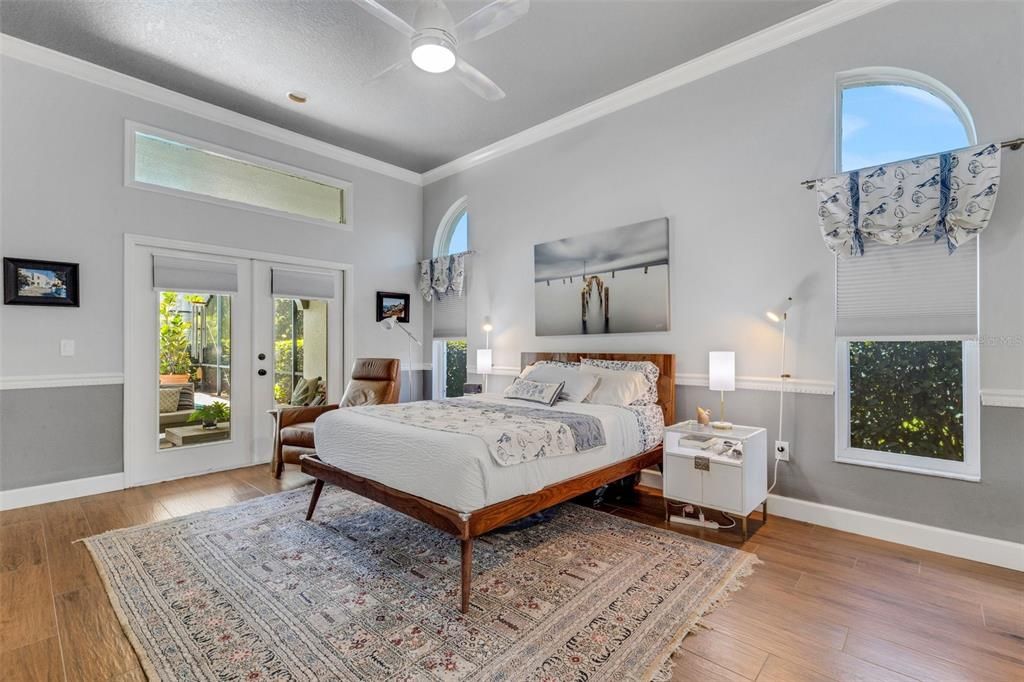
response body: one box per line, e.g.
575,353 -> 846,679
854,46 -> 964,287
257,369 -> 267,376
257,353 -> 266,361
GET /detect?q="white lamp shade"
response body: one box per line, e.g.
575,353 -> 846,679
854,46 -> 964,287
476,349 -> 493,374
708,351 -> 735,392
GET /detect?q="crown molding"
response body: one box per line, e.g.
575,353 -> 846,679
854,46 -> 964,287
0,34 -> 423,186
2,1 -> 898,188
421,0 -> 899,185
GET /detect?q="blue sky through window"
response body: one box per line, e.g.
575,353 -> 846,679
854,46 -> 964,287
841,85 -> 970,172
446,211 -> 468,254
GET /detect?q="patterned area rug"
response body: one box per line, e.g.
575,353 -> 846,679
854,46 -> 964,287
85,487 -> 758,681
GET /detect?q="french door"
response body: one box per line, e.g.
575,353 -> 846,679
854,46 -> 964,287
126,242 -> 344,486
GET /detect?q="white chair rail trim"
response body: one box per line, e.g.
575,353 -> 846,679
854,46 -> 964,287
0,373 -> 125,390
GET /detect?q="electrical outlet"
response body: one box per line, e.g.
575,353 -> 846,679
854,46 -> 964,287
60,339 -> 75,357
775,440 -> 790,461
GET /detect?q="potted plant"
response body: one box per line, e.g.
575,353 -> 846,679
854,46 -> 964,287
188,401 -> 230,429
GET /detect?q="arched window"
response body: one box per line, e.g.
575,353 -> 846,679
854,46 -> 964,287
837,68 -> 975,172
834,68 -> 981,481
433,197 -> 469,257
431,197 -> 469,398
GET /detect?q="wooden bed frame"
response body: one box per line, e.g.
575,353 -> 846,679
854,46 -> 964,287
301,352 -> 676,613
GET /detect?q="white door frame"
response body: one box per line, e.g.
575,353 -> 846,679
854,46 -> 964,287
123,234 -> 354,486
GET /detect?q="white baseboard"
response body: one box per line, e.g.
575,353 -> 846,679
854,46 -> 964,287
635,470 -> 1022,571
0,472 -> 125,511
765,494 -> 1023,572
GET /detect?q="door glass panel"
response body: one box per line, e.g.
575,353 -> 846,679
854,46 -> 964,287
273,298 -> 328,406
158,291 -> 231,449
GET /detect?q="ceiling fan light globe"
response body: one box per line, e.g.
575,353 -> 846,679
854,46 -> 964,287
411,40 -> 456,73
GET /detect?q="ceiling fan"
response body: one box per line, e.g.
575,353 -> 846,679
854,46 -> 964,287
353,0 -> 530,101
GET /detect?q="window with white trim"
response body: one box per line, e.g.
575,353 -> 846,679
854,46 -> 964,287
431,198 -> 469,399
834,69 -> 980,481
127,123 -> 351,227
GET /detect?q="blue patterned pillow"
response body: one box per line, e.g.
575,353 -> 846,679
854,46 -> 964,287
504,378 -> 564,407
580,358 -> 660,405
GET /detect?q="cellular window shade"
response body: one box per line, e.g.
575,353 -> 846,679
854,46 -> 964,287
836,237 -> 978,337
271,268 -> 334,300
152,255 -> 238,294
433,293 -> 467,339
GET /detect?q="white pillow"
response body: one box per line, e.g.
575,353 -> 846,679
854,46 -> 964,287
520,363 -> 599,403
581,365 -> 648,406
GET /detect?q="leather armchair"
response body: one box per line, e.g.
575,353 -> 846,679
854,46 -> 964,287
270,358 -> 401,477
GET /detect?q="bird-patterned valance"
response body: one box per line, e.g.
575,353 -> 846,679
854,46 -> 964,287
816,142 -> 1001,256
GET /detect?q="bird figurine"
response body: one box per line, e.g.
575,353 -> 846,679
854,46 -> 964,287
696,406 -> 712,426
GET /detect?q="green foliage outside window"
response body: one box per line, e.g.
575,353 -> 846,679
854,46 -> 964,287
445,340 -> 467,398
849,340 -> 964,461
274,338 -> 304,403
159,291 -> 202,377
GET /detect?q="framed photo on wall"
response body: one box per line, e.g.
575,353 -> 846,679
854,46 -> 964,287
533,218 -> 670,335
376,291 -> 410,323
3,257 -> 81,307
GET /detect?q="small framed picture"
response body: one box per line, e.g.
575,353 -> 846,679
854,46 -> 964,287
376,291 -> 410,323
3,258 -> 80,307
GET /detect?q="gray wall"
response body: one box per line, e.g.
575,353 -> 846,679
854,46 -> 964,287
0,385 -> 124,489
421,1 -> 1024,542
0,55 -> 426,488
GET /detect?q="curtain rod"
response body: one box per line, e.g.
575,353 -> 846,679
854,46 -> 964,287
801,137 -> 1024,189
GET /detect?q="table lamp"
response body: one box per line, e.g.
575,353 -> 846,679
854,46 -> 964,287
708,351 -> 735,430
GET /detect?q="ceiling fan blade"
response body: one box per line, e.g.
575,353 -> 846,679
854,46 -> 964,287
456,0 -> 529,43
364,57 -> 411,86
351,0 -> 416,37
454,58 -> 505,101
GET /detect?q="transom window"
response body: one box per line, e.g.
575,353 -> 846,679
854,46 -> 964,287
838,68 -> 975,171
834,69 -> 980,481
127,122 -> 351,228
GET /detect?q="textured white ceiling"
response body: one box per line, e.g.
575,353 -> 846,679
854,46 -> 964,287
0,0 -> 823,172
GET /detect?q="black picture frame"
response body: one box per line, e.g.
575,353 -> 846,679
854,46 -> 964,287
376,291 -> 410,323
3,258 -> 80,307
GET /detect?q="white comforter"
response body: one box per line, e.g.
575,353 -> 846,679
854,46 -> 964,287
313,395 -> 652,513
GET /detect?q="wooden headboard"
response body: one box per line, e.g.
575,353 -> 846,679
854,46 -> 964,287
520,353 -> 676,425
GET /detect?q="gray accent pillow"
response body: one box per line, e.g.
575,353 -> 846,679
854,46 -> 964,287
504,378 -> 565,407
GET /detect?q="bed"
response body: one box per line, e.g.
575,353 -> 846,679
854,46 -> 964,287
301,352 -> 676,613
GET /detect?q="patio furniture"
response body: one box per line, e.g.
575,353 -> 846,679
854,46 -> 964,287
164,422 -> 229,447
270,358 -> 400,478
159,383 -> 196,429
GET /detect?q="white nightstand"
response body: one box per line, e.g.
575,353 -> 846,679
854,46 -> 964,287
663,422 -> 768,539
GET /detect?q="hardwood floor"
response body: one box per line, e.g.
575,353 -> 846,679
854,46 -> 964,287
1,469 -> 1021,681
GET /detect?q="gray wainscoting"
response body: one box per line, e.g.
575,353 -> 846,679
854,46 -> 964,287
0,384 -> 124,490
677,386 -> 1024,544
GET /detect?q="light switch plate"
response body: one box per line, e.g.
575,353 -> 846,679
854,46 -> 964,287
60,339 -> 75,357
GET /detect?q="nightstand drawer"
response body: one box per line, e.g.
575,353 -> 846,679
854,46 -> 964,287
702,462 -> 742,511
663,452 -> 702,502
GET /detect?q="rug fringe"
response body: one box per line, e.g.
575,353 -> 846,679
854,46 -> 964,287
648,553 -> 763,682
